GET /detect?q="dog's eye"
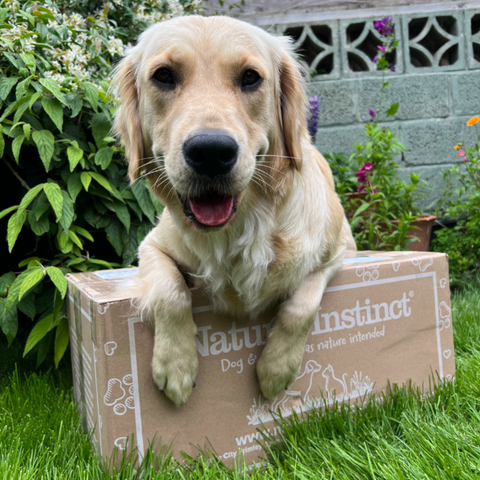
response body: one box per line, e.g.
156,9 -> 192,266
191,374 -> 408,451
153,67 -> 176,87
241,69 -> 261,89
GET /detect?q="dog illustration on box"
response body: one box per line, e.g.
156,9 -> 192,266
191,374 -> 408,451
247,362 -> 374,425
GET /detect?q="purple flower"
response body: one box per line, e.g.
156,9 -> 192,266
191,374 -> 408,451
369,109 -> 376,119
372,56 -> 379,64
307,95 -> 319,143
377,45 -> 386,52
357,186 -> 365,192
363,163 -> 374,171
355,170 -> 367,183
390,63 -> 396,72
374,17 -> 394,36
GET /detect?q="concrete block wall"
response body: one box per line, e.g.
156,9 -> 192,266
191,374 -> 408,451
268,7 -> 480,211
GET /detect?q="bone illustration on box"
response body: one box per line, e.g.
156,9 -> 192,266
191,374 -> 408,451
411,257 -> 433,272
392,261 -> 401,272
247,362 -> 375,426
440,278 -> 447,288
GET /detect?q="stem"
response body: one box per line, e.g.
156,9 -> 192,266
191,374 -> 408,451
3,158 -> 30,190
378,69 -> 386,114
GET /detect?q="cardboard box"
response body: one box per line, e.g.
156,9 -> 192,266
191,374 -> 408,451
66,250 -> 455,467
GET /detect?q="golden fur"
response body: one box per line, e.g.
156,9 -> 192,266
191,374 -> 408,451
112,15 -> 356,406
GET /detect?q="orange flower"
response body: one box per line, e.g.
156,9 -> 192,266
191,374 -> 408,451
467,116 -> 480,126
454,145 -> 461,150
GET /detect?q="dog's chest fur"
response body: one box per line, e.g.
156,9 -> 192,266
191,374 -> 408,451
183,188 -> 329,316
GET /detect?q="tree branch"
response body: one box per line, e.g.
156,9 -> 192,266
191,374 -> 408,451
3,158 -> 30,191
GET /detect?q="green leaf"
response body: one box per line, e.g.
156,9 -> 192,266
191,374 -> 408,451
0,94 -> 30,122
18,256 -> 41,268
68,230 -> 83,249
28,210 -> 50,236
0,272 -> 16,297
386,102 -> 399,117
59,190 -> 74,232
0,76 -> 19,100
131,179 -> 156,225
64,93 -> 83,118
43,183 -> 64,222
31,191 -> 50,220
94,147 -> 114,170
67,141 -> 83,172
7,211 -> 27,252
16,76 -> 32,99
0,205 -> 19,220
22,123 -> 31,140
0,125 -> 4,157
57,229 -> 72,253
19,267 -> 45,301
36,330 -> 54,368
41,97 -> 63,132
89,172 -> 112,192
137,223 -> 153,244
13,98 -> 31,124
18,293 -> 36,319
113,199 -> 131,232
122,225 -> 138,266
39,77 -> 67,105
67,173 -> 82,201
71,225 -> 94,242
32,129 -> 55,170
81,82 -> 99,112
28,91 -> 41,110
19,9 -> 35,27
23,314 -> 55,356
80,172 -> 92,191
0,302 -> 18,346
11,133 -> 25,163
17,183 -> 44,218
105,219 -> 124,257
90,113 -> 111,147
46,266 -> 67,299
54,318 -> 70,368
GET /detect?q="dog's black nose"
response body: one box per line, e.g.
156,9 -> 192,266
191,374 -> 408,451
183,130 -> 238,178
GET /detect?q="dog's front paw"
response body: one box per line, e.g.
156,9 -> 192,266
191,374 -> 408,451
152,336 -> 198,406
256,345 -> 303,400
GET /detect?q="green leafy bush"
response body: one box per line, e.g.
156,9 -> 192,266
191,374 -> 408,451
0,0 -> 202,367
347,122 -> 429,251
432,116 -> 480,287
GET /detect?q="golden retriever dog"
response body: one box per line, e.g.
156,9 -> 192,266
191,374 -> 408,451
112,15 -> 356,406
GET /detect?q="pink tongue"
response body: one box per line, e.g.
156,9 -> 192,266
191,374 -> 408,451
188,195 -> 234,226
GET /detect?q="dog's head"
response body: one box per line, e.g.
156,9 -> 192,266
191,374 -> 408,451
113,16 -> 309,231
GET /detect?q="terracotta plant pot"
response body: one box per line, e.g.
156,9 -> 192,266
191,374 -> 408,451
403,215 -> 437,252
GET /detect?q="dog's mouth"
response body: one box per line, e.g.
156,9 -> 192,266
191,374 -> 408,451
177,192 -> 238,228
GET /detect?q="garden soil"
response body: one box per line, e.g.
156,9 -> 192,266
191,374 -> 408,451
66,250 -> 455,468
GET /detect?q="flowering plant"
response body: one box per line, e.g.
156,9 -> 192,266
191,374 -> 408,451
0,0 -> 201,367
433,115 -> 480,286
345,17 -> 430,250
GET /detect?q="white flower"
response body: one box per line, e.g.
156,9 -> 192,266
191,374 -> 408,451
107,36 -> 124,56
167,0 -> 184,16
44,70 -> 65,83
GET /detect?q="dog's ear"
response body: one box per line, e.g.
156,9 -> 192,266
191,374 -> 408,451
112,55 -> 144,182
274,50 -> 308,171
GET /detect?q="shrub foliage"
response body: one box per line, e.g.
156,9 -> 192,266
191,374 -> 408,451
0,0 -> 201,367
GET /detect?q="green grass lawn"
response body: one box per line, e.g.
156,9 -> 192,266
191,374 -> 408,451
2,288 -> 480,479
